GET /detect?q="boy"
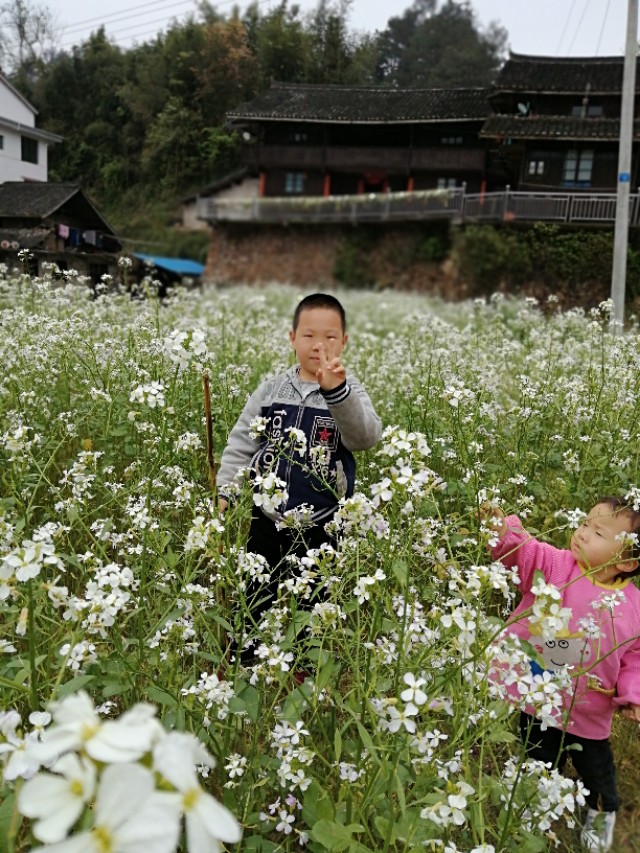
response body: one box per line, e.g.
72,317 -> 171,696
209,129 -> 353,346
217,293 -> 381,638
487,497 -> 640,853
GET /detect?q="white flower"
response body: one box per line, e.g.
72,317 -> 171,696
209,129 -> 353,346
0,730 -> 42,781
153,731 -> 242,853
34,763 -> 180,852
35,691 -> 163,765
370,477 -> 393,505
275,809 -> 295,834
18,753 -> 96,842
387,703 -> 419,734
400,673 -> 428,706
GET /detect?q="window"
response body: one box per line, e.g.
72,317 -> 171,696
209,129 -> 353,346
289,132 -> 308,143
441,136 -> 463,145
436,178 -> 457,189
284,172 -> 305,194
571,104 -> 603,117
21,136 -> 38,164
528,160 -> 545,175
562,148 -> 594,186
0,135 -> 4,150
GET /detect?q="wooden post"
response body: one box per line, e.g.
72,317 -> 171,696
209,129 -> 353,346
202,372 -> 216,498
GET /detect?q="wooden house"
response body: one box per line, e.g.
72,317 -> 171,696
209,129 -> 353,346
225,82 -> 491,198
0,182 -> 122,282
481,53 -> 637,192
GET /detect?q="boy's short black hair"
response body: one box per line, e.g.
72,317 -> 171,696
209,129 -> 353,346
597,496 -> 640,579
292,293 -> 346,332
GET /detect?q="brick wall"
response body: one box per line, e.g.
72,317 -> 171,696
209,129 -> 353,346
203,222 -> 460,294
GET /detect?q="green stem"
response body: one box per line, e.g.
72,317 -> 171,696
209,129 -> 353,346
27,580 -> 40,711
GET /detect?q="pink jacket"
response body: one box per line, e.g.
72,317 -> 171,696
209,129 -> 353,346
492,515 -> 640,739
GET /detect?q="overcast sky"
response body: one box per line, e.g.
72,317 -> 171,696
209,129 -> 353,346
48,0 -> 632,58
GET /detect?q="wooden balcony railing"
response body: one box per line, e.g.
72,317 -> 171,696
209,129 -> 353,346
197,187 -> 640,227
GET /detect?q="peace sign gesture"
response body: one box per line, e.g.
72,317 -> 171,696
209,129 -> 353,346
316,343 -> 346,391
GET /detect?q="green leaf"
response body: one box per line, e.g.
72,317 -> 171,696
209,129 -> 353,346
54,674 -> 96,699
354,720 -> 379,764
311,820 -> 364,852
316,656 -> 337,691
0,790 -> 20,853
392,558 -> 409,585
145,686 -> 177,708
240,834 -> 279,852
334,727 -> 342,762
233,683 -> 261,723
302,781 -> 335,825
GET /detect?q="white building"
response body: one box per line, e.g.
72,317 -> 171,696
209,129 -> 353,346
0,72 -> 62,182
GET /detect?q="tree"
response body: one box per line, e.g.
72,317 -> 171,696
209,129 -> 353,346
305,0 -> 353,83
0,0 -> 58,74
243,1 -> 312,87
26,29 -> 130,195
193,17 -> 258,123
376,0 -> 507,88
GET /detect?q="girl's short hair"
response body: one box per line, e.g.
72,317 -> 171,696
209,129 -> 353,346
597,496 -> 640,579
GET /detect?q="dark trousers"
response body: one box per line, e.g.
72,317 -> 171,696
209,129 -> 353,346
231,511 -> 333,661
519,712 -> 620,812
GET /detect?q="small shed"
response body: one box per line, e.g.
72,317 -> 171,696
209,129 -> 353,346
132,253 -> 205,296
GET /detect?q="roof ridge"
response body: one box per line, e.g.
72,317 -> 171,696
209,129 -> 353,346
269,81 -> 488,94
507,51 -> 625,63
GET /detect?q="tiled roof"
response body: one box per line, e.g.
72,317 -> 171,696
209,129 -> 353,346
481,114 -> 640,141
491,53 -> 626,94
0,182 -> 81,217
227,82 -> 490,123
0,182 -> 117,234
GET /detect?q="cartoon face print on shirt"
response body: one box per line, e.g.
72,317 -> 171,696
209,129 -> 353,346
532,635 -> 593,671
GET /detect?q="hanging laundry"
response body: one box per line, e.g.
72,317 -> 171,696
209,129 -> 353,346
58,224 -> 70,239
69,229 -> 81,246
83,230 -> 97,245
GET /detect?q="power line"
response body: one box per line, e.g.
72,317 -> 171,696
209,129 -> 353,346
595,0 -> 613,55
566,0 -> 594,55
60,13 -> 194,48
59,1 -> 198,48
58,0 -> 275,51
555,0 -> 579,55
61,0 -> 196,31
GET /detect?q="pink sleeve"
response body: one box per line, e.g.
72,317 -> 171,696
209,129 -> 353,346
491,515 -> 566,593
614,639 -> 640,707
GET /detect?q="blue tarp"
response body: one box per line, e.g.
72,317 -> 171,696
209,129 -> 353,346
133,253 -> 205,277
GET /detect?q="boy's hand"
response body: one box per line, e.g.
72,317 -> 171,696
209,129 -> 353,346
316,344 -> 346,391
218,497 -> 228,514
619,703 -> 640,722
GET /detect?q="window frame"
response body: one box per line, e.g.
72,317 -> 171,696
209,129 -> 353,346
21,136 -> 39,164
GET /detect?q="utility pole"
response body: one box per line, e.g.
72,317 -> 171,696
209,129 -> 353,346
611,0 -> 638,332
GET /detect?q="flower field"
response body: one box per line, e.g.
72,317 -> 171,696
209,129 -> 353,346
1,268 -> 640,852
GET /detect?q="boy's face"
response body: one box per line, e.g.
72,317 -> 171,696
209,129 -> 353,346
570,503 -> 637,577
289,306 -> 347,382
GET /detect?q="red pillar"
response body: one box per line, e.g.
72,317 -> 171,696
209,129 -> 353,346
407,176 -> 415,192
258,172 -> 266,197
323,174 -> 331,197
357,178 -> 365,194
